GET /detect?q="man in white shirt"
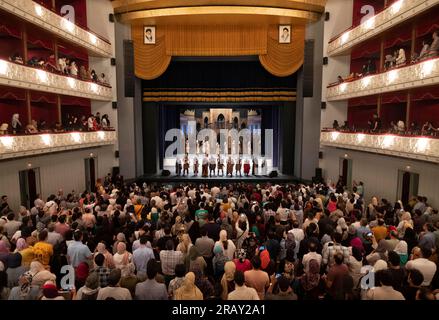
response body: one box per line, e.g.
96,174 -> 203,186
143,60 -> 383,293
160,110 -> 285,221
97,269 -> 132,300
365,270 -> 405,300
405,246 -> 437,287
289,221 -> 304,242
302,242 -> 322,272
228,271 -> 259,300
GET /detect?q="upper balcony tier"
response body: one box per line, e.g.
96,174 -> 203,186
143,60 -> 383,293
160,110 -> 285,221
0,0 -> 112,57
326,57 -> 439,101
327,0 -> 439,57
0,130 -> 117,160
0,59 -> 113,101
320,130 -> 439,164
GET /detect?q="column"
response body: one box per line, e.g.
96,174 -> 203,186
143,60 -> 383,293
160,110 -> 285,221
56,95 -> 62,124
406,92 -> 411,126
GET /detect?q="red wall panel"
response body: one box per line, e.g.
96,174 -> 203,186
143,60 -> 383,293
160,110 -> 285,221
348,105 -> 377,129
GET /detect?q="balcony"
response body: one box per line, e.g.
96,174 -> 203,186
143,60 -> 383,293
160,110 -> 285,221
0,59 -> 113,101
327,0 -> 439,57
0,131 -> 117,160
326,57 -> 439,101
0,0 -> 112,57
320,131 -> 439,164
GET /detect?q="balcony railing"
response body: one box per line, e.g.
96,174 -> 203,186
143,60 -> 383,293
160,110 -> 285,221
327,0 -> 439,57
0,59 -> 113,101
326,57 -> 439,101
320,130 -> 439,163
0,0 -> 112,57
0,130 -> 117,160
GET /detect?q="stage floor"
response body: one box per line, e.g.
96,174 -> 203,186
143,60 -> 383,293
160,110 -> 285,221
136,173 -> 300,184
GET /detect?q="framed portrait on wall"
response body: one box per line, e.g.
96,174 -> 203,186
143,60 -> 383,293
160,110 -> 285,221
144,26 -> 156,44
279,25 -> 291,44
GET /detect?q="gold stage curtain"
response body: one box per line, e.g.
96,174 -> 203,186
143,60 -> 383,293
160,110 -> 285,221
259,24 -> 305,77
132,23 -> 304,79
132,25 -> 172,80
164,25 -> 267,56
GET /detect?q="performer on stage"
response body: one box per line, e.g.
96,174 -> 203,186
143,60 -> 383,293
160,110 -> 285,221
244,158 -> 251,177
235,158 -> 242,177
202,154 -> 209,177
209,154 -> 216,177
175,156 -> 182,176
226,156 -> 234,177
261,158 -> 267,175
183,154 -> 189,176
252,157 -> 259,175
193,156 -> 199,176
217,155 -> 224,177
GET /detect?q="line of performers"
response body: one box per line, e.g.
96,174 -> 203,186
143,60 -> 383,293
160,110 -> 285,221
175,154 -> 267,177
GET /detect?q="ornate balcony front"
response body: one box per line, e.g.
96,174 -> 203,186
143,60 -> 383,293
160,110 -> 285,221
327,0 -> 439,57
321,131 -> 439,164
0,131 -> 117,160
0,59 -> 113,101
0,0 -> 112,57
326,58 -> 439,101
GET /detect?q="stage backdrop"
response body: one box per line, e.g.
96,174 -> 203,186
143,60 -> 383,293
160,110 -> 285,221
131,24 -> 306,80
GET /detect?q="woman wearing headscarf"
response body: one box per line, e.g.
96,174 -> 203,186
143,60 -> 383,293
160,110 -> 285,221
11,113 -> 22,133
0,240 -> 10,268
220,261 -> 236,300
29,261 -> 56,287
300,259 -> 323,300
397,212 -> 413,238
113,242 -> 134,278
171,216 -> 184,237
190,264 -> 214,299
74,272 -> 100,300
0,271 -> 9,300
94,242 -> 114,269
394,240 -> 408,265
336,218 -> 349,242
185,245 -> 207,273
6,253 -> 26,288
177,233 -> 193,259
41,281 -> 64,300
212,244 -> 229,279
233,249 -> 252,273
366,239 -> 390,266
112,232 -> 127,254
174,272 -> 203,300
214,230 -> 236,260
8,272 -> 41,300
348,246 -> 363,288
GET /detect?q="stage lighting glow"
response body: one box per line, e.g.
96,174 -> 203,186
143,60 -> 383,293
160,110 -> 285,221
415,137 -> 429,152
382,135 -> 395,148
361,76 -> 372,88
70,132 -> 81,143
89,34 -> 97,44
421,59 -> 435,77
97,131 -> 105,140
341,32 -> 349,44
62,19 -> 75,33
364,17 -> 375,30
40,134 -> 52,146
0,60 -> 8,75
37,70 -> 48,83
34,4 -> 43,16
340,83 -> 347,92
391,0 -> 404,14
0,136 -> 14,148
357,133 -> 365,143
387,69 -> 398,84
67,77 -> 76,88
90,83 -> 98,93
331,131 -> 340,141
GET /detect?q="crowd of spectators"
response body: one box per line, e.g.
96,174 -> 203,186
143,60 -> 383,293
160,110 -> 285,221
0,176 -> 438,300
0,112 -> 112,136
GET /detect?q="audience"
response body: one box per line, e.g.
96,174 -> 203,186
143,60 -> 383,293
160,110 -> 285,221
0,178 -> 438,301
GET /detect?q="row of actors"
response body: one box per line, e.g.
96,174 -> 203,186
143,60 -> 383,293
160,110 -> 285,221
175,155 -> 267,177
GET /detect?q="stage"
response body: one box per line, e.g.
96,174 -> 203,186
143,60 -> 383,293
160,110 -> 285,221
135,173 -> 301,185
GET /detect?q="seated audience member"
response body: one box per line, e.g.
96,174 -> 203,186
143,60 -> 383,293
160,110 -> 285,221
395,48 -> 406,66
418,40 -> 430,61
427,30 -> 439,57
